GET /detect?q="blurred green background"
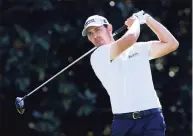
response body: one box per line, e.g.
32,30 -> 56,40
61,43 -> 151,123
0,0 -> 191,136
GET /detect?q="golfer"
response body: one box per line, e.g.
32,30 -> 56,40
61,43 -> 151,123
82,11 -> 179,136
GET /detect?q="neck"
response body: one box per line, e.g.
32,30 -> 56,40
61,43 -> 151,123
110,36 -> 115,43
105,37 -> 115,45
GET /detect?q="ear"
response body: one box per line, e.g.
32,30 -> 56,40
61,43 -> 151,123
107,24 -> 113,34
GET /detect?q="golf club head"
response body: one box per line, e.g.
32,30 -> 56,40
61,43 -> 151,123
15,97 -> 25,114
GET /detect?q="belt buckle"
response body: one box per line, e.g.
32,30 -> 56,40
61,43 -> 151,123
132,111 -> 141,119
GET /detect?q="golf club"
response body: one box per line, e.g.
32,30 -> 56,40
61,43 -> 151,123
15,25 -> 127,114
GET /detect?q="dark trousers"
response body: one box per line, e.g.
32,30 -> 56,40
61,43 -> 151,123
111,108 -> 166,136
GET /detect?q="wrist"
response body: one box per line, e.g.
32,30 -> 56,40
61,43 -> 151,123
126,15 -> 139,29
144,13 -> 151,23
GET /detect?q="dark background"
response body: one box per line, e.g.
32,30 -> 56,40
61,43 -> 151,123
0,0 -> 192,136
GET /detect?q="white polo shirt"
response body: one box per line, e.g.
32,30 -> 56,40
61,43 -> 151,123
90,42 -> 162,114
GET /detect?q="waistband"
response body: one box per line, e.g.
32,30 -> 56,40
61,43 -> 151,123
113,108 -> 162,120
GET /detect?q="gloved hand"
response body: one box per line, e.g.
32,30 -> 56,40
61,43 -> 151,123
133,10 -> 150,24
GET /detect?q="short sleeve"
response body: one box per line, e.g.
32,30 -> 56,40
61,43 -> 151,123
134,41 -> 153,60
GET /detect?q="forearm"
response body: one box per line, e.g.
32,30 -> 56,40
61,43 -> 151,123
110,17 -> 140,60
118,17 -> 140,49
146,15 -> 179,45
124,17 -> 140,42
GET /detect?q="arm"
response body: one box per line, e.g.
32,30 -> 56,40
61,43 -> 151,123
110,16 -> 140,60
145,14 -> 179,59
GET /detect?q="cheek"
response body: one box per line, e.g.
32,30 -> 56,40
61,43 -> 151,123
88,37 -> 94,43
88,36 -> 92,41
102,32 -> 111,41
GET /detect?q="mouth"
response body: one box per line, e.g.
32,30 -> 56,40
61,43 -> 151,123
95,39 -> 104,45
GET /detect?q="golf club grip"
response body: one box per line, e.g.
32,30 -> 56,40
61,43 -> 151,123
24,25 -> 127,98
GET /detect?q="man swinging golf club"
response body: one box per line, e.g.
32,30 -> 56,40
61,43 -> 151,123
82,10 -> 179,136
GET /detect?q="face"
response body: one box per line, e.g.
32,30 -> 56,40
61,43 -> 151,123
86,25 -> 113,47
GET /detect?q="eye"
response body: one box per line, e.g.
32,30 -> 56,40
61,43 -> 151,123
87,32 -> 92,36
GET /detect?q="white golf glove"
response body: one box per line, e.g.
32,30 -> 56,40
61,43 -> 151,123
133,10 -> 150,24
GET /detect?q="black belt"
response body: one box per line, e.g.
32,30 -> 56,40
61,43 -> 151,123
113,108 -> 162,120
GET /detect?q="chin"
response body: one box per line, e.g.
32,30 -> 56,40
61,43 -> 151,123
96,42 -> 106,47
95,44 -> 104,47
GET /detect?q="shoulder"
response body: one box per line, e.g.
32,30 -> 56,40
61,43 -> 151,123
90,44 -> 111,63
119,42 -> 148,54
92,44 -> 111,55
134,41 -> 151,47
133,41 -> 152,51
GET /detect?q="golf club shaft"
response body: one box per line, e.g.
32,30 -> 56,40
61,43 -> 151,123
22,25 -> 127,100
113,25 -> 127,36
23,47 -> 97,99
